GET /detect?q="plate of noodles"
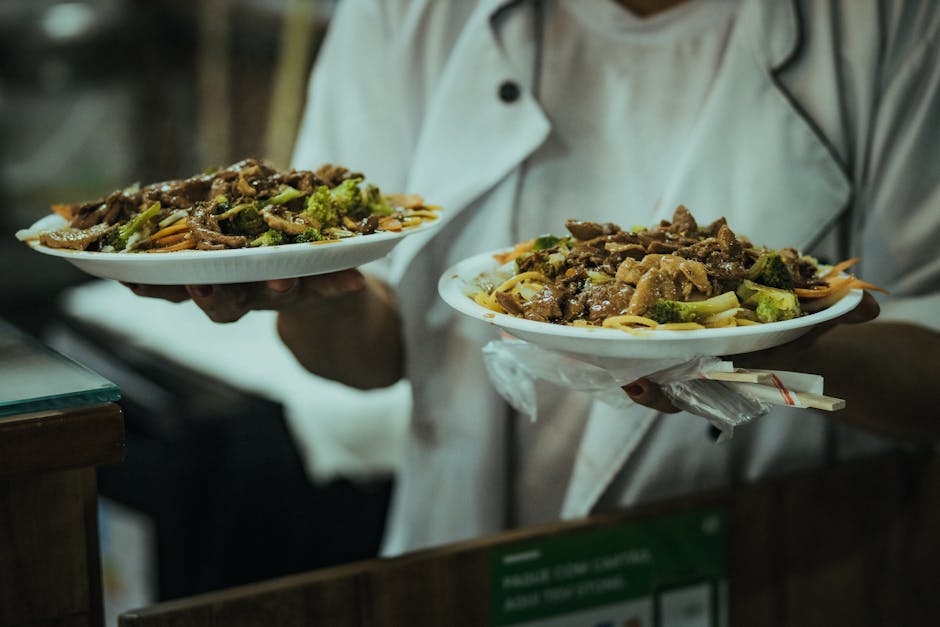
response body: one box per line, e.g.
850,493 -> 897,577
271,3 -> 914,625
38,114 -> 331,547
438,206 -> 877,359
17,160 -> 441,285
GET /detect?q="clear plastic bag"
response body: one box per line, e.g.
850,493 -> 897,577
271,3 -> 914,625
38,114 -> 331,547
482,338 -> 776,441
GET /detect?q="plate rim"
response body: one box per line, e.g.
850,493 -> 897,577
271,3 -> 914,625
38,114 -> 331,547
438,247 -> 864,344
24,215 -> 439,262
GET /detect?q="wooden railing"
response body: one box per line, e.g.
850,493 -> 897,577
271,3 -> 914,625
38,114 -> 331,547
119,451 -> 940,627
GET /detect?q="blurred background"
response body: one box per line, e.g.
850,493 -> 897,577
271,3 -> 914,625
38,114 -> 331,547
1,0 -> 326,321
1,1 -> 406,623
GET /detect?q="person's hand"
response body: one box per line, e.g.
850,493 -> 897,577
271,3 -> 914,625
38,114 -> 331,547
124,269 -> 401,388
621,379 -> 682,414
622,292 -> 881,413
121,269 -> 367,323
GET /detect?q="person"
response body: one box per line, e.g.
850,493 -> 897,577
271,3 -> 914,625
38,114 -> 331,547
129,0 -> 940,556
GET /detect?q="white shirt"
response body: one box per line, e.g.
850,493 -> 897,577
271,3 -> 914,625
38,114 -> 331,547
292,0 -> 940,555
516,0 -> 739,234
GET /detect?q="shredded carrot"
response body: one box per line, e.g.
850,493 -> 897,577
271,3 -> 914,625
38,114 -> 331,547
152,232 -> 188,246
794,276 -> 853,298
847,278 -> 888,294
50,203 -> 76,221
150,219 -> 190,241
147,238 -> 195,252
822,257 -> 860,280
795,275 -> 887,298
493,240 -> 534,265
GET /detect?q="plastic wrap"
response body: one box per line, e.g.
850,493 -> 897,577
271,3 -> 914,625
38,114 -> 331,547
482,338 -> 828,441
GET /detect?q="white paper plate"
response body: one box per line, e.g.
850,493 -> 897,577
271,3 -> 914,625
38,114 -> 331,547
438,249 -> 863,359
21,215 -> 439,285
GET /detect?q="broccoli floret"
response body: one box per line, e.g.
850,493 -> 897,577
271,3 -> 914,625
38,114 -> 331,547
100,227 -> 125,251
331,178 -> 363,214
747,250 -> 794,289
737,279 -> 801,323
229,205 -> 266,236
214,195 -> 231,213
123,201 -> 161,236
532,234 -> 563,251
361,183 -> 394,217
303,178 -> 366,226
268,186 -> 305,205
107,201 -> 162,251
304,185 -> 341,228
249,230 -> 287,247
295,228 -> 323,243
647,291 -> 741,324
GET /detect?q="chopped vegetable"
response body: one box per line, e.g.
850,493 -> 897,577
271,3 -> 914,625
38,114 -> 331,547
225,204 -> 266,236
294,228 -> 323,243
737,280 -> 801,323
362,184 -> 394,217
29,160 -> 440,254
747,250 -> 794,289
104,201 -> 162,251
269,186 -> 305,205
532,234 -> 564,251
249,230 -> 288,247
647,291 -> 741,324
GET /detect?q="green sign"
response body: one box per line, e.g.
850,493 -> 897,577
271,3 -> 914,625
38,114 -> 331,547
491,508 -> 726,626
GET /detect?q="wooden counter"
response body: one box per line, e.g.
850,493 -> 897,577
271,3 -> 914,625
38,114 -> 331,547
118,450 -> 940,626
0,402 -> 124,627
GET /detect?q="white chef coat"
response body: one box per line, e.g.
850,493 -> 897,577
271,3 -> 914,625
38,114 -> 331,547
292,0 -> 940,555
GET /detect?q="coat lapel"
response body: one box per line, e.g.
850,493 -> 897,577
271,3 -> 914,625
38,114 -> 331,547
651,0 -> 851,250
385,0 -> 551,283
405,0 -> 549,211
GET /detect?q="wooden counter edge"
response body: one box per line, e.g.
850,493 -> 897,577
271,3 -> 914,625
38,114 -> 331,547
0,402 -> 125,478
118,451 -> 940,626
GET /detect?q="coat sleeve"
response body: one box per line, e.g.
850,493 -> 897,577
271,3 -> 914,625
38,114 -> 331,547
857,6 -> 940,332
291,0 -> 475,192
291,0 -> 410,190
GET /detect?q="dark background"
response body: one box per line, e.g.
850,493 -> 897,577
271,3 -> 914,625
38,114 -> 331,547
1,0 -> 394,604
1,0 -> 325,332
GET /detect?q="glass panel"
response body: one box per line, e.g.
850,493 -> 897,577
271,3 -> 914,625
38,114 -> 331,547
0,318 -> 120,417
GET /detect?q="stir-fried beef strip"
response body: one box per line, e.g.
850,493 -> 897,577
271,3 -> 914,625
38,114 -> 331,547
508,205 -> 824,324
311,164 -> 364,188
564,220 -> 620,241
261,205 -> 320,234
188,202 -> 248,250
522,284 -> 566,323
627,267 -> 681,315
39,222 -> 112,251
35,159 -> 410,252
55,159 -> 282,223
582,281 -> 636,323
779,247 -> 826,288
494,290 -> 525,316
625,256 -> 712,315
66,191 -> 138,229
666,204 -> 698,235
